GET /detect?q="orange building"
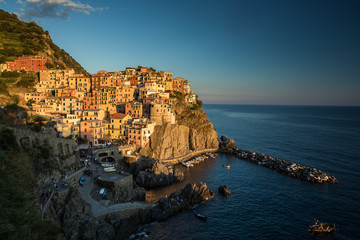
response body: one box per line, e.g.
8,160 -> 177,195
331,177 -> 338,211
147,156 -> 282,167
7,56 -> 47,71
125,102 -> 143,118
128,119 -> 155,147
172,77 -> 184,93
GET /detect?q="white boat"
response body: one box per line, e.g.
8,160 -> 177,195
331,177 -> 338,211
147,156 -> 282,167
182,162 -> 190,167
103,166 -> 116,173
101,162 -> 113,167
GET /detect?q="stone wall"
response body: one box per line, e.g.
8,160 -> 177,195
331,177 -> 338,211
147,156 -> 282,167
96,173 -> 137,203
9,125 -> 79,169
93,146 -> 123,163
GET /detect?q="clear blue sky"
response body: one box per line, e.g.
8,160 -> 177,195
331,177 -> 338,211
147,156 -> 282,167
1,0 -> 360,105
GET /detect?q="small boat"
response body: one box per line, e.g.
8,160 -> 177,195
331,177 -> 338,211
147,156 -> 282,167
193,210 -> 207,221
103,166 -> 116,173
101,162 -> 113,167
309,220 -> 337,234
223,164 -> 230,169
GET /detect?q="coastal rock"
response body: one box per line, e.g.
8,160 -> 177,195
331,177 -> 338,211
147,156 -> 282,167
140,99 -> 219,160
140,123 -> 190,159
140,123 -> 218,160
79,218 -> 116,240
151,182 -> 215,220
46,188 -> 92,240
220,137 -> 237,150
218,185 -> 231,197
135,160 -> 184,188
224,147 -> 338,184
220,136 -> 228,142
47,182 -> 214,240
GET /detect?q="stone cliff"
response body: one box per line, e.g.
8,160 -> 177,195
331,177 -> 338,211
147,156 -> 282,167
47,183 -> 214,240
133,159 -> 185,188
140,94 -> 219,160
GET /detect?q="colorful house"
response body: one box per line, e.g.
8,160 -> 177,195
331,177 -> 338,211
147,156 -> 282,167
107,113 -> 132,140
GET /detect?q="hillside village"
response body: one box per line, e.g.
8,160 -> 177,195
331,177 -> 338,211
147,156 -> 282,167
2,55 -> 198,148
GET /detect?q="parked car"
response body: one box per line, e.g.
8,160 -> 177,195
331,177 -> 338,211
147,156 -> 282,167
84,169 -> 93,176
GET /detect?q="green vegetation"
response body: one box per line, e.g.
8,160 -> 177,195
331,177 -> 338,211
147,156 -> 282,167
26,98 -> 35,106
16,74 -> 36,87
0,81 -> 9,95
0,9 -> 89,76
0,71 -> 20,85
0,70 -> 20,78
33,116 -> 48,122
10,94 -> 19,104
0,127 -> 61,240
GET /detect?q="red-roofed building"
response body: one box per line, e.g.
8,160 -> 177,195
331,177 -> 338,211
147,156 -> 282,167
6,56 -> 47,72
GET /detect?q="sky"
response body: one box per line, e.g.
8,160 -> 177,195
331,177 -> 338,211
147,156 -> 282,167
1,0 -> 360,106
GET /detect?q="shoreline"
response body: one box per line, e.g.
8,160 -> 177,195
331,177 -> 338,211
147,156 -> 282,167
160,148 -> 218,165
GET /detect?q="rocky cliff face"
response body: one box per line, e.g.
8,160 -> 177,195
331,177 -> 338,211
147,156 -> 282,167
130,157 -> 184,188
140,97 -> 219,160
48,183 -> 214,240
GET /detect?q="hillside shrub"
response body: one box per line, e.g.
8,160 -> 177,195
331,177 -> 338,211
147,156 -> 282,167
10,95 -> 19,104
0,127 -> 61,240
16,75 -> 36,87
0,81 -> 9,95
0,70 -> 20,78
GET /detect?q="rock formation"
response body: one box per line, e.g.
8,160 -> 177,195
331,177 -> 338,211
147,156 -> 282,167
218,185 -> 231,197
48,183 -> 214,240
219,136 -> 237,150
140,97 -> 219,160
0,104 -> 28,125
131,158 -> 185,188
152,182 -> 215,220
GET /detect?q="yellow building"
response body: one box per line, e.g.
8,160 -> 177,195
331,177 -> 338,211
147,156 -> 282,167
165,79 -> 173,91
107,113 -> 132,140
150,102 -> 175,125
60,96 -> 83,114
99,86 -> 117,113
39,68 -> 75,88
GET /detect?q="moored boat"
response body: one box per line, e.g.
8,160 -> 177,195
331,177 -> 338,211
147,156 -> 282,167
101,162 -> 113,167
103,166 -> 116,173
309,220 -> 337,234
193,210 -> 207,221
223,164 -> 230,169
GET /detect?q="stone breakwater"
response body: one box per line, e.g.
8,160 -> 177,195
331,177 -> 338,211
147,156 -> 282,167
219,137 -> 338,183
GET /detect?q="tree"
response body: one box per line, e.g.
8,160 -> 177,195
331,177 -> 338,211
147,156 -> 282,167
26,99 -> 35,106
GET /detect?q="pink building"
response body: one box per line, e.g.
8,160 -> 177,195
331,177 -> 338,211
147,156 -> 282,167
80,120 -> 106,145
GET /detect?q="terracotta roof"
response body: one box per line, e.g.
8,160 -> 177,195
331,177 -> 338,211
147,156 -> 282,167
111,113 -> 127,119
62,96 -> 78,99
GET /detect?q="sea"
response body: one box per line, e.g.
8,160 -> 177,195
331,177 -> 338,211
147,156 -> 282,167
140,105 -> 360,240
